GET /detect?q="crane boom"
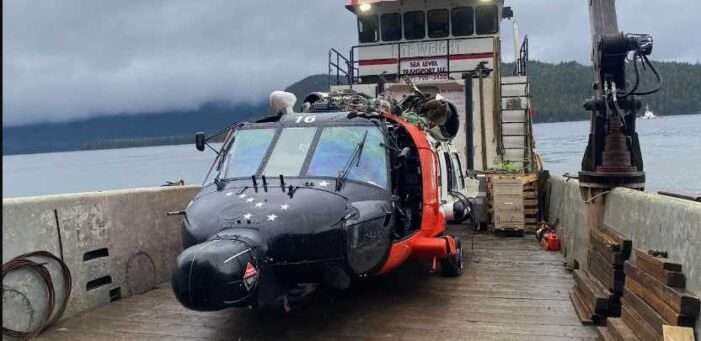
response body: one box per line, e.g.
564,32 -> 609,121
589,0 -> 619,45
579,0 -> 659,191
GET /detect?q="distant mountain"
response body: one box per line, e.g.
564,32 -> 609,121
3,101 -> 266,155
4,60 -> 699,155
284,61 -> 701,123
523,60 -> 701,122
285,74 -> 330,105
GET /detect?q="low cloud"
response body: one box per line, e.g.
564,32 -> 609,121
3,0 -> 698,126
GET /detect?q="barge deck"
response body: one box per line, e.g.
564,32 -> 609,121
37,227 -> 597,341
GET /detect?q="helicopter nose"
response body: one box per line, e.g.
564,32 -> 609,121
172,236 -> 259,311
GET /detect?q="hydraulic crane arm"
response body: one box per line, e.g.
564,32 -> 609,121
579,0 -> 661,191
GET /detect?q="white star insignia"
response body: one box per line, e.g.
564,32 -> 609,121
238,193 -> 246,199
243,213 -> 253,220
319,181 -> 329,187
226,192 -> 234,196
280,204 -> 289,211
267,214 -> 278,221
255,202 -> 264,208
246,198 -> 255,203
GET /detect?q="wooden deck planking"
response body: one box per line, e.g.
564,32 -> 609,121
39,227 -> 597,341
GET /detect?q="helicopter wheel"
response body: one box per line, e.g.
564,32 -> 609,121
440,237 -> 464,277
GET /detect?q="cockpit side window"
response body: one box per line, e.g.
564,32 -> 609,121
381,13 -> 402,41
451,7 -> 474,36
427,9 -> 449,38
307,126 -> 388,189
403,11 -> 425,40
224,128 -> 275,178
476,5 -> 498,35
358,15 -> 379,43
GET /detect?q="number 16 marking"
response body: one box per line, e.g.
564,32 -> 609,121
296,115 -> 316,123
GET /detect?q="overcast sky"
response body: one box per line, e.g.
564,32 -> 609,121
3,0 -> 699,126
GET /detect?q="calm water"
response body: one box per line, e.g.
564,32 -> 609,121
534,114 -> 701,193
3,114 -> 700,198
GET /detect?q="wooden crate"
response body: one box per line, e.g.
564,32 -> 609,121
486,174 -> 540,234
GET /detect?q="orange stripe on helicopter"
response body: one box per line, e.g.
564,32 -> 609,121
377,113 -> 449,275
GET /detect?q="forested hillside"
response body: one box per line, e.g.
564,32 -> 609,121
287,60 -> 701,122
3,102 -> 266,155
524,61 -> 701,122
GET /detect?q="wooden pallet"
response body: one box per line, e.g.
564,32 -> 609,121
613,251 -> 700,340
571,225 -> 632,326
598,317 -> 640,341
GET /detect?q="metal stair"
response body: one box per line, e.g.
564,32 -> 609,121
500,76 -> 534,172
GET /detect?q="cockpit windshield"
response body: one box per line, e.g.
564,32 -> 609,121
221,125 -> 388,189
263,127 -> 316,177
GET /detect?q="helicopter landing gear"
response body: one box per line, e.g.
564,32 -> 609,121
440,237 -> 464,277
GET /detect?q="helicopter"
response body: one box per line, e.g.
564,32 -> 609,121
172,82 -> 476,312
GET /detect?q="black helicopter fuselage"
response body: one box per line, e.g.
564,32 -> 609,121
172,113 -> 396,311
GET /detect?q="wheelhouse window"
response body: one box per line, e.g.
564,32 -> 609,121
358,15 -> 379,43
224,128 -> 275,178
263,127 -> 317,177
403,11 -> 425,40
476,5 -> 498,35
427,9 -> 449,38
451,7 -> 474,36
307,126 -> 388,189
381,13 -> 402,41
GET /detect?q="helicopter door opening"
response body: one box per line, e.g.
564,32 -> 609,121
443,152 -> 457,192
437,148 -> 471,223
390,124 -> 423,239
453,152 -> 466,191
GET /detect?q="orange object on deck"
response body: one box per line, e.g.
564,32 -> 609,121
541,230 -> 561,251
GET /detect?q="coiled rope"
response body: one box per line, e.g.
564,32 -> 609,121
2,251 -> 72,340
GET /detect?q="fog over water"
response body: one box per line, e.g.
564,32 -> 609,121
4,1 -> 700,126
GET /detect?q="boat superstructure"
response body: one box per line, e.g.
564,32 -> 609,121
329,0 -> 536,174
324,0 -> 539,227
